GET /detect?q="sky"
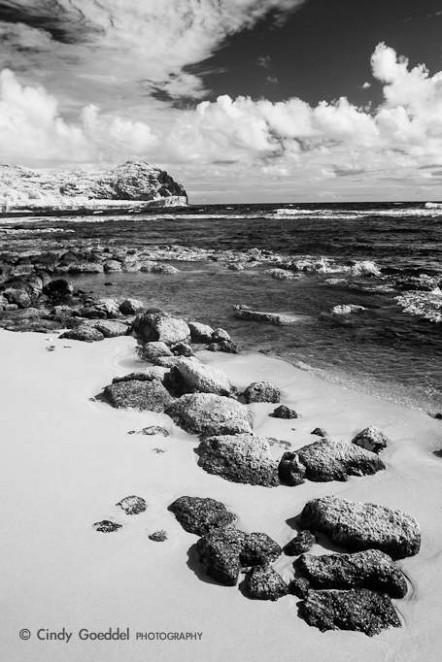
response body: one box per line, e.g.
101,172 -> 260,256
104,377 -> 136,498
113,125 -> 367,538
0,0 -> 442,203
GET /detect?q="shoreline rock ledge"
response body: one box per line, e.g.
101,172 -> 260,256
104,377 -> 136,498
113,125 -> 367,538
0,160 -> 188,213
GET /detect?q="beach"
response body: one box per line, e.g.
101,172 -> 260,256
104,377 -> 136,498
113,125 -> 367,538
1,328 -> 441,662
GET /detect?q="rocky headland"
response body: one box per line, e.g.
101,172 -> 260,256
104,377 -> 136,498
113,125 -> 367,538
0,160 -> 188,214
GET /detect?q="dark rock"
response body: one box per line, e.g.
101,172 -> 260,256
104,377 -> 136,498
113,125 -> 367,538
242,565 -> 288,601
197,434 -> 279,487
311,427 -> 327,437
171,342 -> 194,357
243,381 -> 281,404
271,405 -> 298,419
60,325 -> 104,342
352,426 -> 389,454
165,393 -> 253,436
116,495 -> 147,515
278,452 -> 306,486
294,549 -> 408,598
195,528 -> 281,586
139,341 -> 173,362
288,577 -> 310,599
298,588 -> 401,636
43,278 -> 73,299
149,530 -> 168,542
300,496 -> 421,559
433,412 -> 442,420
93,520 -> 122,533
168,496 -> 237,536
119,298 -> 144,315
297,439 -> 385,482
103,379 -> 174,412
284,531 -> 316,556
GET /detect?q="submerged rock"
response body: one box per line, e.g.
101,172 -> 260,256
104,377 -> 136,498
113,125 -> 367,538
300,496 -> 421,559
297,438 -> 385,481
165,393 -> 253,437
116,495 -> 147,515
93,520 -> 122,533
103,379 -> 174,412
233,307 -> 298,325
197,434 -> 279,487
295,549 -> 408,598
298,588 -> 401,636
243,381 -> 281,404
352,426 -> 389,454
284,531 -> 316,556
168,496 -> 237,536
242,566 -> 288,601
271,405 -> 298,419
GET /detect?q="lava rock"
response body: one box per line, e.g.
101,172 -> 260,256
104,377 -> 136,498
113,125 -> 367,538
298,588 -> 401,636
289,576 -> 310,599
103,378 -> 174,412
278,452 -> 306,486
116,495 -> 147,515
352,426 -> 389,454
243,381 -> 281,404
297,439 -> 385,482
197,434 -> 279,487
93,520 -> 122,533
295,549 -> 408,598
284,531 -> 316,556
240,532 -> 282,566
168,496 -> 237,536
242,565 -> 288,601
300,496 -> 421,559
165,393 -> 253,437
271,405 -> 298,419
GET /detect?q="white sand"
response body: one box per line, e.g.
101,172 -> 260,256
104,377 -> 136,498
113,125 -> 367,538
1,329 -> 441,662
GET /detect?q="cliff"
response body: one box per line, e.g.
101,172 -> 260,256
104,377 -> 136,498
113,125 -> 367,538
0,160 -> 188,213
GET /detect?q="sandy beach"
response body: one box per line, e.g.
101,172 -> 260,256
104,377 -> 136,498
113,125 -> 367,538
1,328 -> 441,662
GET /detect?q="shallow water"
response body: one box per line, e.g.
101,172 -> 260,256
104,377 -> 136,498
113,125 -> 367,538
1,201 -> 441,410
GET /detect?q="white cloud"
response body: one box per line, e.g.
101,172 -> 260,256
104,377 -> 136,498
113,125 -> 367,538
2,41 -> 442,201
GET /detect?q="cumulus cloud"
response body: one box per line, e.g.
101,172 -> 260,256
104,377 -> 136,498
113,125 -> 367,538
1,41 -> 442,200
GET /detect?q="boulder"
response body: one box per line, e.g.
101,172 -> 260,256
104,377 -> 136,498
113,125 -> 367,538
297,439 -> 385,482
242,566 -> 288,601
140,341 -> 173,362
133,310 -> 191,346
165,393 -> 253,437
3,288 -> 32,308
243,381 -> 281,404
168,496 -> 237,536
300,496 -> 421,559
207,339 -> 239,354
60,325 -> 104,342
171,358 -> 232,396
103,378 -> 174,412
188,321 -> 214,343
94,320 -> 128,338
116,495 -> 147,515
42,278 -> 73,299
195,528 -> 281,586
233,308 -> 297,325
119,298 -> 144,315
104,259 -> 122,272
95,298 -> 120,318
278,452 -> 306,486
151,263 -> 179,275
284,531 -> 316,556
294,549 -> 408,598
112,367 -> 167,383
212,328 -> 231,343
171,342 -> 194,357
271,405 -> 298,419
197,434 -> 279,487
298,589 -> 401,636
352,426 -> 389,454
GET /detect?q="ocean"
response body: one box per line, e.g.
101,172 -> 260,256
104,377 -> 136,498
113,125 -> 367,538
1,201 -> 441,411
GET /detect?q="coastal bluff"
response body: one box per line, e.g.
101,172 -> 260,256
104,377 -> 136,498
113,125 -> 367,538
0,160 -> 188,214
